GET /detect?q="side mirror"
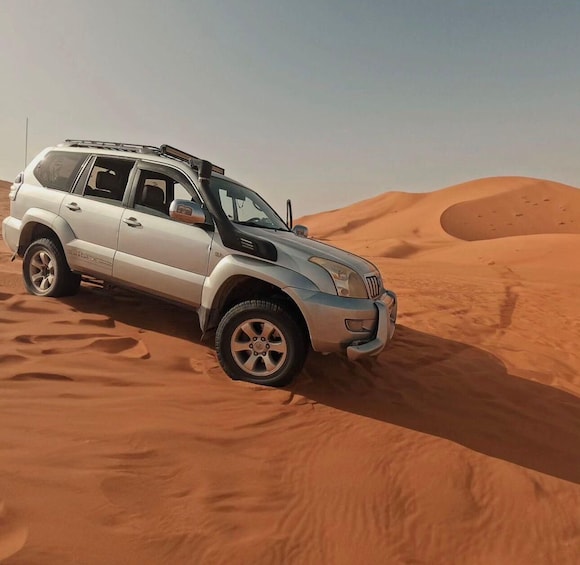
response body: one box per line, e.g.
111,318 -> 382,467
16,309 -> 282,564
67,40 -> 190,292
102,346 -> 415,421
292,224 -> 309,238
169,199 -> 207,225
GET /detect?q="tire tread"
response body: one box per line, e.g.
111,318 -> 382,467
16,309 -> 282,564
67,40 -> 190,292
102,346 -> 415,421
22,237 -> 81,297
215,299 -> 307,386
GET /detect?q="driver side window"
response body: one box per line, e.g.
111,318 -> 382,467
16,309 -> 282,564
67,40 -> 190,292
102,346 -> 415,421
174,183 -> 192,201
133,167 -> 199,218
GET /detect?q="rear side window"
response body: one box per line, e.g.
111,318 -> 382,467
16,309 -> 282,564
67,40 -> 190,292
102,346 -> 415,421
33,151 -> 87,191
83,156 -> 135,202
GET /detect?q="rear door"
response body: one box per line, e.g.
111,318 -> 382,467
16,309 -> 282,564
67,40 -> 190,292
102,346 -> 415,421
60,155 -> 137,277
113,162 -> 214,306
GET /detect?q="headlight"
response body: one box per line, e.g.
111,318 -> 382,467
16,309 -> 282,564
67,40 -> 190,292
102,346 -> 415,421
309,257 -> 368,298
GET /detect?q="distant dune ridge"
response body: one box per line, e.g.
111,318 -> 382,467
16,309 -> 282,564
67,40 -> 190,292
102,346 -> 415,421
1,176 -> 579,564
301,176 -> 580,240
300,176 -> 580,270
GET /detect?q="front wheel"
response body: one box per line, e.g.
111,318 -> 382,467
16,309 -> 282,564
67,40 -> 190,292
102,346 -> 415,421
22,238 -> 81,297
215,299 -> 307,387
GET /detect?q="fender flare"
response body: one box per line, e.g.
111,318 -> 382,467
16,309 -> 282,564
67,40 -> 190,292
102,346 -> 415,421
18,208 -> 77,260
199,254 -> 318,331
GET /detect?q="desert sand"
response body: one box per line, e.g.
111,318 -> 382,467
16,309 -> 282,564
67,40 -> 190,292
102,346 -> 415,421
1,176 -> 579,564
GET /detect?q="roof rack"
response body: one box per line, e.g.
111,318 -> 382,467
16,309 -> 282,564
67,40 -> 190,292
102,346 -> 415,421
62,139 -> 225,175
63,139 -> 159,155
159,144 -> 225,176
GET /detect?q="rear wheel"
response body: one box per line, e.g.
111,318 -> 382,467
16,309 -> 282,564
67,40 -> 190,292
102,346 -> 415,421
22,238 -> 81,297
216,299 -> 307,387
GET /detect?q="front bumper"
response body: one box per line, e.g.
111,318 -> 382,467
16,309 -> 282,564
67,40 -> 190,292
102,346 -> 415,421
346,290 -> 397,361
284,287 -> 398,360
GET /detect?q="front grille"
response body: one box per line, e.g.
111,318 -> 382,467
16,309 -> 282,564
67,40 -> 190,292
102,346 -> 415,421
365,275 -> 382,298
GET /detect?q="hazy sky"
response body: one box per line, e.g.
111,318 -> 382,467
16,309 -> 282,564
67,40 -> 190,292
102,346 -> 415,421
1,0 -> 579,215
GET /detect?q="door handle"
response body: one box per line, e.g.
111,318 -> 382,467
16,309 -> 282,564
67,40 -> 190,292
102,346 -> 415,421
123,217 -> 142,228
65,202 -> 81,211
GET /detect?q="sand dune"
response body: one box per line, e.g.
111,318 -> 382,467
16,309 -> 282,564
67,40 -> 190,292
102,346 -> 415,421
1,177 -> 579,564
300,177 -> 580,270
301,176 -> 580,239
441,180 -> 579,240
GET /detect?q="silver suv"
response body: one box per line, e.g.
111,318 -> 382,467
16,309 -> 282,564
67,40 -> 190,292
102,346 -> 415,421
2,140 -> 397,386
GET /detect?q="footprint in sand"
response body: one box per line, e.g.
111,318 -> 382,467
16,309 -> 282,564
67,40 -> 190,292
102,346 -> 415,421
0,500 -> 28,561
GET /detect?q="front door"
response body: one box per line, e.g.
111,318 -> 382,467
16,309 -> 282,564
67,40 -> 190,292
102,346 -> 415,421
113,163 -> 214,307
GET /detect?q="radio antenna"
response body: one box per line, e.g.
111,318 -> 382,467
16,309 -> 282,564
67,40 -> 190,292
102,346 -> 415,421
24,117 -> 29,168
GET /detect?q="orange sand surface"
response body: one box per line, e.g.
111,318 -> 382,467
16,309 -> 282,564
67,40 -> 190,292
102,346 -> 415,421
1,176 -> 579,564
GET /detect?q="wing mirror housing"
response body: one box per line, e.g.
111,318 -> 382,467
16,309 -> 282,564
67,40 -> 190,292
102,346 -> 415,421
292,224 -> 309,238
169,200 -> 207,225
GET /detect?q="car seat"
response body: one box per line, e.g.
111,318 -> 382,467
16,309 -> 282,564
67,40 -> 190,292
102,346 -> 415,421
141,184 -> 168,215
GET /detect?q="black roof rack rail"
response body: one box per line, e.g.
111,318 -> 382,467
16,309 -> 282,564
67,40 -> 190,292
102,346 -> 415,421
63,139 -> 159,155
61,140 -> 225,175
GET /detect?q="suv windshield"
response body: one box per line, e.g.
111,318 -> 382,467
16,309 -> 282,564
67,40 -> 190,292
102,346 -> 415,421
210,177 -> 289,231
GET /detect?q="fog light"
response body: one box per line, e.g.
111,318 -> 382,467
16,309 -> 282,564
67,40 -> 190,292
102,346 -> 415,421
345,319 -> 374,332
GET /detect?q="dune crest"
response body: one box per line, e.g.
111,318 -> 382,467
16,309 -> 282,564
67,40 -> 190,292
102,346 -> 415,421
300,176 -> 580,269
441,179 -> 579,240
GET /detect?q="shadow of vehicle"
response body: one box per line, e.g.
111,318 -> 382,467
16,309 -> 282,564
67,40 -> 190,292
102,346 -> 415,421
61,281 -> 203,343
293,325 -> 580,484
64,284 -> 579,484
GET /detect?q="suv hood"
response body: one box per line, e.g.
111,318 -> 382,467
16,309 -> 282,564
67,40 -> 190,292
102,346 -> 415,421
236,225 -> 380,277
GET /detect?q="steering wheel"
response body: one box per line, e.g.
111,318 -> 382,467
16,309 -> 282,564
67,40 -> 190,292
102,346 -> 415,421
248,217 -> 275,227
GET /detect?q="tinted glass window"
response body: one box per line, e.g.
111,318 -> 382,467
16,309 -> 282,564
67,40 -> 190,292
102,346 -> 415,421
211,178 -> 288,230
133,167 -> 199,218
174,183 -> 191,201
33,151 -> 88,192
217,188 -> 235,220
83,156 -> 135,202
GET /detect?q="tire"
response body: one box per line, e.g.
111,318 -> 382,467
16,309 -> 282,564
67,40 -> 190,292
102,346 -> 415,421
22,238 -> 81,298
215,299 -> 307,387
